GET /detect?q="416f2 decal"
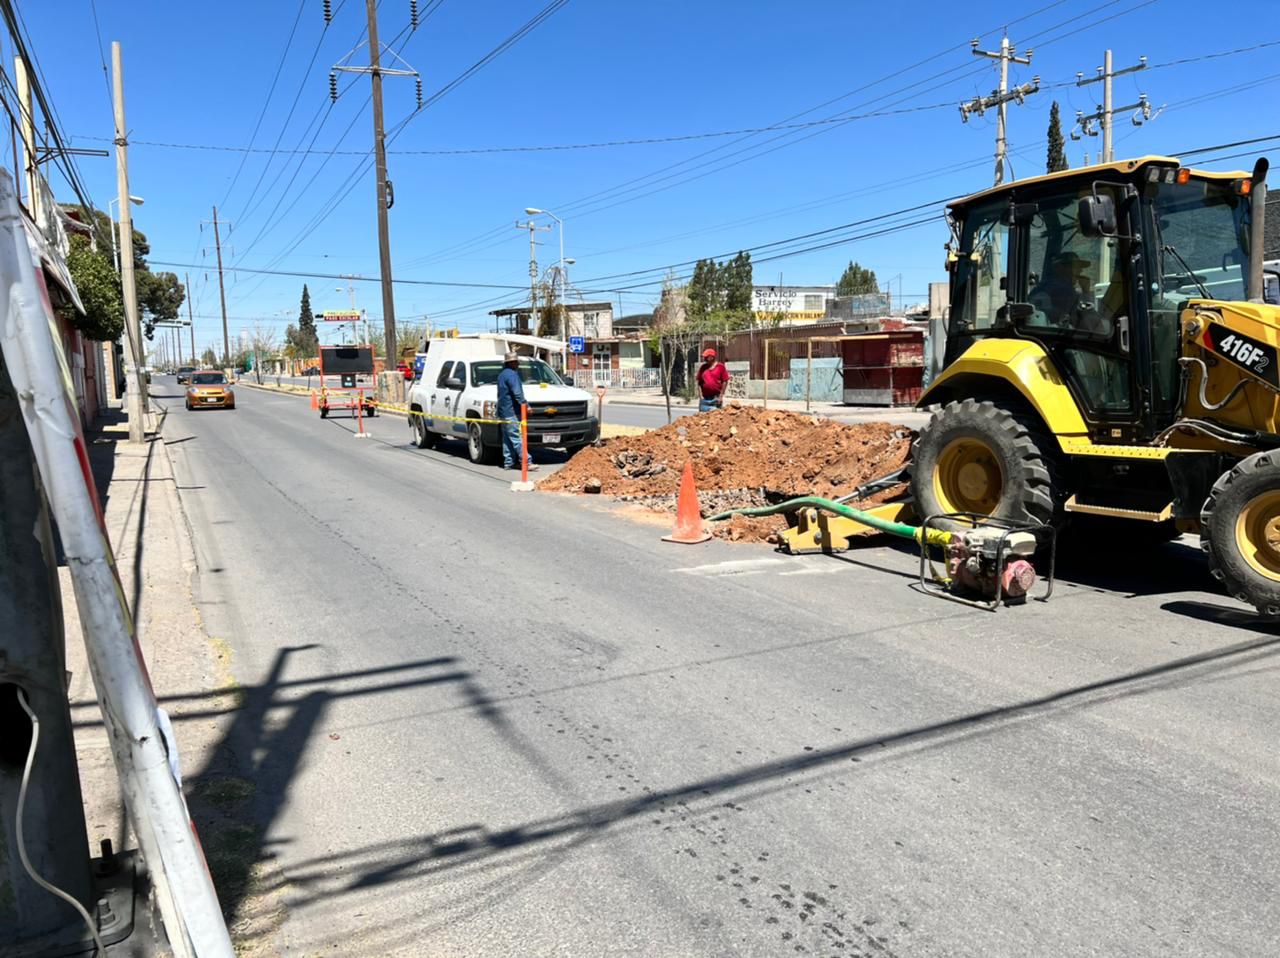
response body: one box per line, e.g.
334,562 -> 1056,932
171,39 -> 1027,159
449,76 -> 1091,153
1203,323 -> 1280,388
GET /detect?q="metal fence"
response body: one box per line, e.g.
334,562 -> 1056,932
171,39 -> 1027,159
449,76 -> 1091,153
567,367 -> 661,389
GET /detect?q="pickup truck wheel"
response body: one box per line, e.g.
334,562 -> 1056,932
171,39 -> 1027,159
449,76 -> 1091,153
411,412 -> 436,449
467,421 -> 497,465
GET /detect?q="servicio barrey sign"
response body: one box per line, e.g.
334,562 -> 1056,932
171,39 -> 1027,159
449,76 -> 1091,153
750,287 -> 833,320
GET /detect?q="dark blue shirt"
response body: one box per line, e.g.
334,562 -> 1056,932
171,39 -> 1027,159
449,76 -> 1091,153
496,366 -> 526,420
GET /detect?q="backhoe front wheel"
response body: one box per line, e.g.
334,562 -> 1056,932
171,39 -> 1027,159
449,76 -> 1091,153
1202,450 -> 1280,617
911,398 -> 1057,528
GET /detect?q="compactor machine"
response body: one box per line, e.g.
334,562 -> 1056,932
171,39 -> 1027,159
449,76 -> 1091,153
913,154 -> 1280,614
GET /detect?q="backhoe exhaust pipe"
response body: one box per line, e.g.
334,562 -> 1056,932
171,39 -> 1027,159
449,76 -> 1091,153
1249,157 -> 1268,303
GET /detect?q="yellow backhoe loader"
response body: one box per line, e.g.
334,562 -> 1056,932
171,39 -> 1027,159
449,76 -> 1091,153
912,154 -> 1280,614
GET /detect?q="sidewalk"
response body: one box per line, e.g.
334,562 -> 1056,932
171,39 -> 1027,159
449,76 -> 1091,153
61,409 -> 283,952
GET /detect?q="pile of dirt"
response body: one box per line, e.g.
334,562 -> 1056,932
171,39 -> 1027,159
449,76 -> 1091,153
540,405 -> 913,541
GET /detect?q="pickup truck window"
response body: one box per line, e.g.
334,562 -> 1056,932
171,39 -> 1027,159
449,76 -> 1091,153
435,362 -> 457,389
470,358 -> 563,386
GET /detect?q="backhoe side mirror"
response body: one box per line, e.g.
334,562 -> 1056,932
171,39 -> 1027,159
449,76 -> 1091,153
1079,195 -> 1117,237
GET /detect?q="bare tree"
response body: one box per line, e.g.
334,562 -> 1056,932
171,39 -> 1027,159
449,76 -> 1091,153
249,323 -> 279,384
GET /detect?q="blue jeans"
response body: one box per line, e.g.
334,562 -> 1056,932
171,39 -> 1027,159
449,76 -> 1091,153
698,396 -> 722,413
501,421 -> 523,469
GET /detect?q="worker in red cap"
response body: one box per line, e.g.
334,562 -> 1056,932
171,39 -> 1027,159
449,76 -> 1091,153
696,346 -> 730,413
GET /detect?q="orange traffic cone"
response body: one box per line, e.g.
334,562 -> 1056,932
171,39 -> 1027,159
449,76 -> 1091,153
309,390 -> 318,410
662,461 -> 711,544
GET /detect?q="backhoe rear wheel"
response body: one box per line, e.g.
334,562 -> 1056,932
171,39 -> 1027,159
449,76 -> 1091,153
1201,450 -> 1280,617
911,398 -> 1057,529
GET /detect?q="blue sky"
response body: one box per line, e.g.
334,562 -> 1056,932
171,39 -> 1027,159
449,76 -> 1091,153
20,0 -> 1280,352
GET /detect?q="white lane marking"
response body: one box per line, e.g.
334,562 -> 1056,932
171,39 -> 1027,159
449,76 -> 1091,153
778,564 -> 846,577
674,558 -> 791,577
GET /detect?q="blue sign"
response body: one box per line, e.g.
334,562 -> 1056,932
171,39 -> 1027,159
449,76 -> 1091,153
569,335 -> 585,353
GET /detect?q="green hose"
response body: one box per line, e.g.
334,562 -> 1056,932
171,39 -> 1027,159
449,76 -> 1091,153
706,495 -> 950,547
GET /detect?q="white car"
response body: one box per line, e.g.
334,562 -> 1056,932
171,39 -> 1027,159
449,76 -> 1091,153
407,334 -> 599,464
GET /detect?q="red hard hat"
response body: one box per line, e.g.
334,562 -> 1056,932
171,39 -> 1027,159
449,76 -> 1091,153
702,348 -> 716,358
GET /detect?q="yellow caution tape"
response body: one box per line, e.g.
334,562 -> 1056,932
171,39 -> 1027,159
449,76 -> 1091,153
314,391 -> 521,426
371,399 -> 514,426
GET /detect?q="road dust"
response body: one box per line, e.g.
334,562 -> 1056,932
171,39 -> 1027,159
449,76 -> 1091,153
539,405 -> 913,542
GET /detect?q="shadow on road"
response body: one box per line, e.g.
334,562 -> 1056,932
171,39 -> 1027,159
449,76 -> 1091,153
157,647 -> 477,937
227,628 -> 1280,943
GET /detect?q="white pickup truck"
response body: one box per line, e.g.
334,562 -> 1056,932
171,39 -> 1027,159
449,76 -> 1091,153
406,334 -> 600,464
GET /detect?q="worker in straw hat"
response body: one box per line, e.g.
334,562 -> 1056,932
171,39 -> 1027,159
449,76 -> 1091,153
497,351 -> 537,472
696,345 -> 730,414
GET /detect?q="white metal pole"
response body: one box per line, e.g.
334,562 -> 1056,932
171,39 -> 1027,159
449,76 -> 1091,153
995,36 -> 1010,186
557,214 -> 566,366
1102,48 -> 1113,163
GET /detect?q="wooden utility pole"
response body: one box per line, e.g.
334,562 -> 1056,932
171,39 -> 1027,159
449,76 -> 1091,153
186,272 -> 196,364
112,42 -> 148,442
332,2 -> 421,369
211,206 -> 230,366
960,36 -> 1039,186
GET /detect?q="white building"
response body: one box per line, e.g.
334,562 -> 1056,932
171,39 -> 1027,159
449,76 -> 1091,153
751,285 -> 837,323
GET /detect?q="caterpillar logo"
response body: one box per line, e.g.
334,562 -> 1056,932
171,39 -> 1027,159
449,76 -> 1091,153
1203,322 -> 1279,387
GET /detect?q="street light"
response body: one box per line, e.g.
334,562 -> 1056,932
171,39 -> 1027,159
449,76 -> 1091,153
108,194 -> 144,273
525,207 -> 567,363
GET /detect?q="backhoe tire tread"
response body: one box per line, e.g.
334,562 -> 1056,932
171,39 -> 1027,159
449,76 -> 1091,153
910,398 -> 1059,528
1201,450 -> 1280,618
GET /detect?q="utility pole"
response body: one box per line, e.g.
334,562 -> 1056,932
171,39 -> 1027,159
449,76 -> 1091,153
960,36 -> 1039,186
516,219 -> 551,335
332,3 -> 422,371
1073,51 -> 1156,163
211,206 -> 230,366
186,271 -> 196,365
112,42 -> 148,442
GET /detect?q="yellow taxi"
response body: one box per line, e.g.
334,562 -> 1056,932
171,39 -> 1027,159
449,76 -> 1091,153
185,371 -> 236,410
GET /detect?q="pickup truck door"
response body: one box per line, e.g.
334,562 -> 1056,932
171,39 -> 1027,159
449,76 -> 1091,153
431,361 -> 464,435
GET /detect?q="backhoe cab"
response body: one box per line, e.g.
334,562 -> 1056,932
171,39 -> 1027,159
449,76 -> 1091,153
914,155 -> 1280,615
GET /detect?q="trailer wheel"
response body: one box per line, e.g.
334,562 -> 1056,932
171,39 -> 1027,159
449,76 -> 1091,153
911,398 -> 1058,529
1202,450 -> 1280,617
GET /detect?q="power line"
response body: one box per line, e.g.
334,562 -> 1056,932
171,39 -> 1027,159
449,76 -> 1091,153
402,0 -> 1156,272
227,10 -> 347,224
421,0 -> 567,109
0,0 -> 103,227
71,100 -> 966,157
84,0 -> 113,111
231,0 -> 569,296
217,0 -> 309,210
150,260 -> 534,290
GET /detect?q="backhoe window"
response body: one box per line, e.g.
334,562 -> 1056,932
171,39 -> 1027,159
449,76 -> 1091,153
951,201 -> 1009,335
1151,179 -> 1249,303
1022,187 -> 1133,414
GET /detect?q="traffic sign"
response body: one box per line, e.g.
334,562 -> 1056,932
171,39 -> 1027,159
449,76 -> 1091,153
569,335 -> 585,353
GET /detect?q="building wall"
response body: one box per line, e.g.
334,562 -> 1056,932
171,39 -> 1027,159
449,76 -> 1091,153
619,341 -> 644,369
565,305 -> 614,339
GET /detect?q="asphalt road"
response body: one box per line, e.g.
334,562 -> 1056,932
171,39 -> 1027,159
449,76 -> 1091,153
155,377 -> 1279,957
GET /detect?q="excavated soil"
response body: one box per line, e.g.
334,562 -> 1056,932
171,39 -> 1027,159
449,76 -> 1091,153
540,405 -> 913,542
